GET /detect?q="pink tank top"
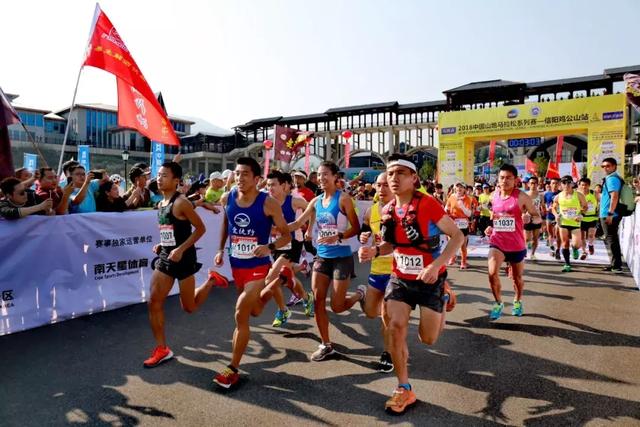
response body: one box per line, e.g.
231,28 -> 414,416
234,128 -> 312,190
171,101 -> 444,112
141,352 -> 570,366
489,189 -> 525,252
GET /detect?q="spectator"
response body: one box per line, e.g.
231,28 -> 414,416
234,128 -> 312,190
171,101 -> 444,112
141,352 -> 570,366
123,167 -> 151,209
306,171 -> 320,195
205,172 -> 225,203
14,167 -> 39,191
62,159 -> 80,180
148,178 -> 163,205
221,169 -> 234,191
364,182 -> 376,199
293,170 -> 315,202
0,177 -> 53,220
35,167 -> 73,215
96,180 -> 129,212
599,157 -> 624,273
68,165 -> 105,214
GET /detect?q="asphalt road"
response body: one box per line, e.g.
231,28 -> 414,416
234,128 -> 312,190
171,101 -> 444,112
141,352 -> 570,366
1,257 -> 639,426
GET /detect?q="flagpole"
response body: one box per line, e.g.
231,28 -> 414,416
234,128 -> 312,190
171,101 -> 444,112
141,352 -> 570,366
19,121 -> 49,168
56,65 -> 83,176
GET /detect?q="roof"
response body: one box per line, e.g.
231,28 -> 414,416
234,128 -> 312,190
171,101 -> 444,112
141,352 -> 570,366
185,116 -> 234,137
54,103 -> 194,123
280,112 -> 329,124
604,65 -> 640,78
44,112 -> 65,121
325,101 -> 398,115
397,100 -> 447,112
234,116 -> 283,131
444,79 -> 524,93
526,74 -> 610,91
12,104 -> 50,114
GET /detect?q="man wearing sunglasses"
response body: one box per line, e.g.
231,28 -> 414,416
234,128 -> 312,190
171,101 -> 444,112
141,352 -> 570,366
0,177 -> 53,220
599,158 -> 624,273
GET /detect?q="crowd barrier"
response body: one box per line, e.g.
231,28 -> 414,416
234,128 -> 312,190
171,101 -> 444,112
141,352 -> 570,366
0,201 -> 372,336
619,205 -> 640,290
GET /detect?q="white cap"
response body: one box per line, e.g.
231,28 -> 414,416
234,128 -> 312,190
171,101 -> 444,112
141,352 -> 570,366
209,171 -> 222,180
221,169 -> 233,179
293,170 -> 307,179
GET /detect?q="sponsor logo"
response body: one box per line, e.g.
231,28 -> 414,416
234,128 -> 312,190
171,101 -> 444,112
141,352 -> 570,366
441,127 -> 456,135
234,213 -> 251,228
602,111 -> 623,121
530,106 -> 541,117
507,109 -> 519,119
1,289 -> 14,308
101,27 -> 129,52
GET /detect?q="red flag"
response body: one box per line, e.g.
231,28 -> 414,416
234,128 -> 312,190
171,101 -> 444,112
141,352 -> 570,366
555,135 -> 564,165
83,5 -> 179,145
0,87 -> 19,180
546,161 -> 560,179
526,158 -> 538,175
571,159 -> 580,181
488,140 -> 496,168
116,79 -> 179,146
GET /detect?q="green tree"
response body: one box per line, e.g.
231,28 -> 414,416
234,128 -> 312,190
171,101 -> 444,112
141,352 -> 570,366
534,157 -> 549,177
419,161 -> 436,180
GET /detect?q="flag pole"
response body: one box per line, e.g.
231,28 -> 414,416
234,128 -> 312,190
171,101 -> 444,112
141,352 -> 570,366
19,121 -> 49,168
56,66 -> 83,176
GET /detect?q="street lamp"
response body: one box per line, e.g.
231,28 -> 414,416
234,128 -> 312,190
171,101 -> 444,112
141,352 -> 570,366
122,149 -> 130,185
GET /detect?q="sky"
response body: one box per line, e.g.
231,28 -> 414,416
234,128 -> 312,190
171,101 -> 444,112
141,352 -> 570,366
2,0 -> 639,130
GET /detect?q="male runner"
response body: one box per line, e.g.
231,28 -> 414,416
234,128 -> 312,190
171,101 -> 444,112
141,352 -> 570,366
212,157 -> 292,388
358,154 -> 463,414
144,161 -> 228,368
485,164 -> 541,320
543,178 -> 561,260
288,161 -> 362,362
477,184 -> 493,240
552,176 -> 587,272
524,176 -> 545,260
577,177 -> 598,260
265,171 -> 314,326
357,172 -> 395,372
445,182 -> 473,269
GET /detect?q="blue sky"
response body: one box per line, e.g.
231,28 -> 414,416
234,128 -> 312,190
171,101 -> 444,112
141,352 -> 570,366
1,0 -> 638,129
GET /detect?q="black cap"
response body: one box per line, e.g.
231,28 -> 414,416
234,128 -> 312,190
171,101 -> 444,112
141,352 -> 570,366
129,167 -> 149,183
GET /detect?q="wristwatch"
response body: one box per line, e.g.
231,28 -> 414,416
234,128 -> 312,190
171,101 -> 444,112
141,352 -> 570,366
268,243 -> 276,251
337,232 -> 344,243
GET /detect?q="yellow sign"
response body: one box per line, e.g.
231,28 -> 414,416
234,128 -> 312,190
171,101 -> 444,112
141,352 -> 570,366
438,94 -> 627,185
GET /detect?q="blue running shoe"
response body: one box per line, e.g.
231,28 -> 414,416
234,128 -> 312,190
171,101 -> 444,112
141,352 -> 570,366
489,302 -> 504,320
272,309 -> 292,327
512,300 -> 523,317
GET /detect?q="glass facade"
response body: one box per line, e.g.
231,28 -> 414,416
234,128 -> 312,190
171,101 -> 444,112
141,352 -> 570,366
171,120 -> 186,133
18,111 -> 44,127
85,109 -> 117,148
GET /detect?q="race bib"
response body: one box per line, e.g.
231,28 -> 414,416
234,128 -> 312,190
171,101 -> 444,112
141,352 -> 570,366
318,225 -> 338,246
271,233 -> 292,250
493,216 -> 515,232
564,208 -> 578,219
159,224 -> 176,247
454,218 -> 469,229
587,203 -> 595,213
394,252 -> 424,275
231,236 -> 258,259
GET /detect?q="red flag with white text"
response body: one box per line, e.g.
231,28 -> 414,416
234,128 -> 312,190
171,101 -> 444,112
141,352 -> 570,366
571,159 -> 580,181
83,4 -> 179,145
526,158 -> 538,175
546,160 -> 560,179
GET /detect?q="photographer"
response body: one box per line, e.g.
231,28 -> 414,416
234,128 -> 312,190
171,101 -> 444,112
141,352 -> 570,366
0,177 -> 53,220
68,166 -> 108,214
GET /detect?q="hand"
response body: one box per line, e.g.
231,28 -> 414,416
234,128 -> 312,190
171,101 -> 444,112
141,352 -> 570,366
359,231 -> 371,244
194,199 -> 204,207
63,183 -> 75,195
33,170 -> 40,180
214,251 -> 224,266
39,198 -> 53,212
484,226 -> 493,237
358,246 -> 376,263
416,264 -> 439,284
86,172 -> 95,183
168,248 -> 183,262
304,229 -> 313,241
152,244 -> 161,255
317,234 -> 339,245
253,245 -> 271,258
522,213 -> 531,224
605,215 -> 613,225
212,206 -> 220,214
173,152 -> 183,163
358,170 -> 365,178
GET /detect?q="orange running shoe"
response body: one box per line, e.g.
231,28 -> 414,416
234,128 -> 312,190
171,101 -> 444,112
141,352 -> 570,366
143,345 -> 173,368
208,270 -> 229,288
444,280 -> 456,312
213,367 -> 240,389
385,387 -> 417,414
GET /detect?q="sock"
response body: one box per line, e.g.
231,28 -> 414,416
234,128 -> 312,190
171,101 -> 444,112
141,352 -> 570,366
398,383 -> 412,391
562,248 -> 570,264
227,364 -> 238,373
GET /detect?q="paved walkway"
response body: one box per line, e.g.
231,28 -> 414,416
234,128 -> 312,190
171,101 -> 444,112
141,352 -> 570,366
1,258 -> 639,426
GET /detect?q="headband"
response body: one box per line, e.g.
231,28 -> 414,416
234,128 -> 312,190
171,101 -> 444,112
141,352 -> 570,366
387,159 -> 417,172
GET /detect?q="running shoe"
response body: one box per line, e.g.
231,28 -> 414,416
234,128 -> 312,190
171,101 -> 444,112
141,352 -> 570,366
208,270 -> 229,288
356,284 -> 367,313
385,387 -> 417,414
376,351 -> 394,373
286,294 -> 303,307
512,300 -> 523,317
310,343 -> 336,361
459,262 -> 469,270
580,252 -> 587,261
448,257 -> 456,266
279,266 -> 294,289
529,254 -> 537,261
143,345 -> 174,368
562,264 -> 572,273
572,248 -> 579,260
213,367 -> 240,389
588,244 -> 594,255
489,302 -> 504,320
550,244 -> 555,252
272,308 -> 292,327
443,281 -> 456,312
555,249 -> 561,260
303,292 -> 315,317
602,266 -> 624,274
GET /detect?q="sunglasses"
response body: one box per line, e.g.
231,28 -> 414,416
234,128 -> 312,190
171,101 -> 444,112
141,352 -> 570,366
600,164 -> 612,168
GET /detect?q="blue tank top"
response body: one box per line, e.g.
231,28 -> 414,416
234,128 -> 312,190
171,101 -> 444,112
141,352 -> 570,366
544,191 -> 559,220
315,190 -> 352,258
282,195 -> 296,239
226,189 -> 273,269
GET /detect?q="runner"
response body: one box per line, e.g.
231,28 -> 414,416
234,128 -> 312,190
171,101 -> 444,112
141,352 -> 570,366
357,172 -> 395,372
358,154 -> 463,414
288,161 -> 362,362
577,177 -> 599,260
477,184 -> 493,240
485,164 -> 541,320
524,176 -> 545,260
543,178 -> 561,260
445,182 -> 473,269
144,161 -> 228,368
212,157 -> 293,388
552,176 -> 588,272
265,171 -> 314,326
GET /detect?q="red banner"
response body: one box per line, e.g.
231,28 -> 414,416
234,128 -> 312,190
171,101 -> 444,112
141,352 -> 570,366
571,159 -> 580,181
84,5 -> 179,146
526,158 -> 538,175
488,140 -> 496,168
555,135 -> 564,165
546,160 -> 560,179
274,125 -> 300,163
